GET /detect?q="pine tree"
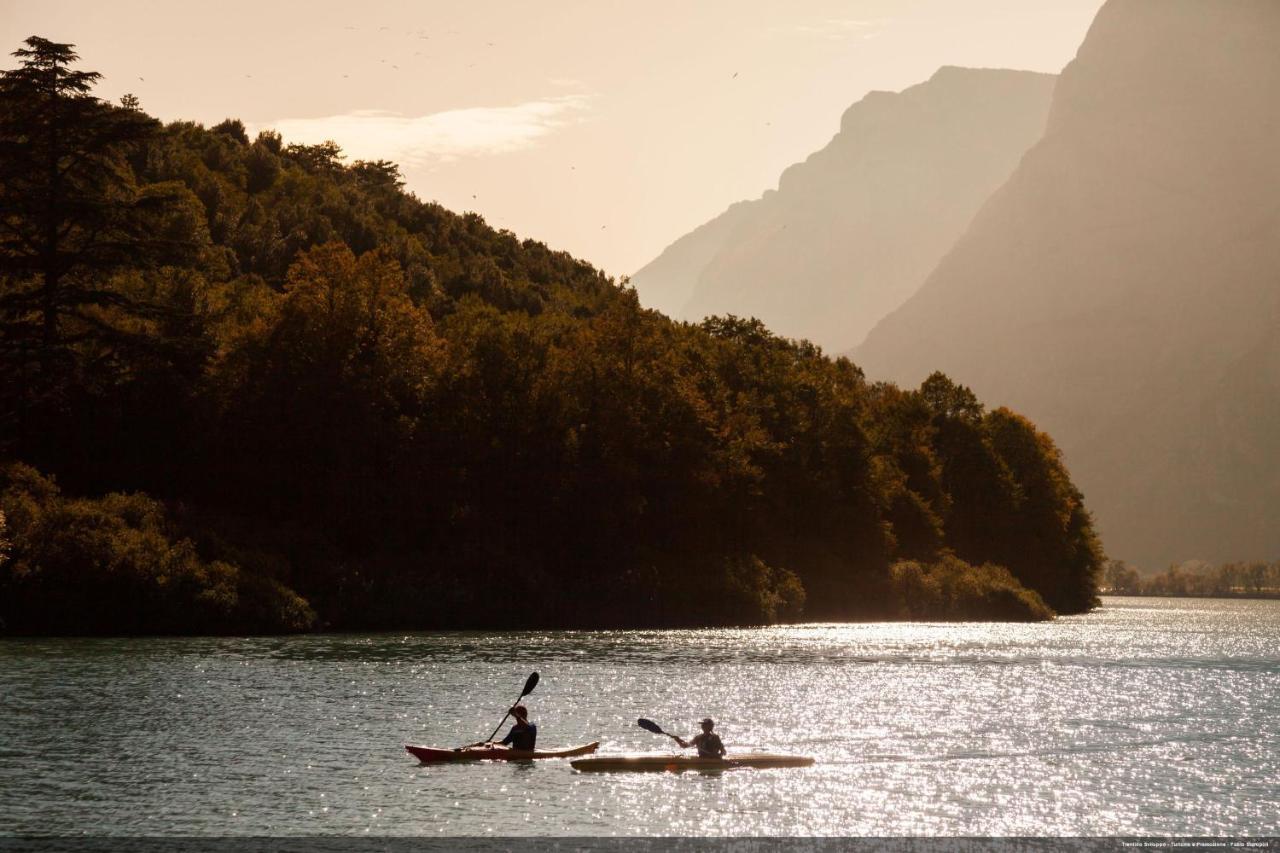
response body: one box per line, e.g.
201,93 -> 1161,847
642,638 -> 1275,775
0,37 -> 196,443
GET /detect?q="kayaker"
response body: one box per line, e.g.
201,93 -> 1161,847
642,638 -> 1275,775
674,718 -> 725,758
494,704 -> 538,751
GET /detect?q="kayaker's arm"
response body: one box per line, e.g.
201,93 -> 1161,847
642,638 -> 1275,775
674,732 -> 724,755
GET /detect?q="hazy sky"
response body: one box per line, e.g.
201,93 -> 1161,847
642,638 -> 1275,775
1,1 -> 1103,277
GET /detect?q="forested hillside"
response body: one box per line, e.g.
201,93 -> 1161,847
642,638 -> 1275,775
0,38 -> 1102,633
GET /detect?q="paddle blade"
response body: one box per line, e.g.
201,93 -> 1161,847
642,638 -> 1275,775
521,671 -> 540,697
637,718 -> 664,735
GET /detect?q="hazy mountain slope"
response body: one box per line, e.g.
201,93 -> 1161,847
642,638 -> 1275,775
631,66 -> 1056,351
856,0 -> 1280,568
625,199 -> 757,317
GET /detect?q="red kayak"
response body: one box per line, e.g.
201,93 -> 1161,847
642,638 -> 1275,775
405,742 -> 600,763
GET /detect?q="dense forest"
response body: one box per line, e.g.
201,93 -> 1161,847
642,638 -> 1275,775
0,38 -> 1103,634
1103,559 -> 1280,599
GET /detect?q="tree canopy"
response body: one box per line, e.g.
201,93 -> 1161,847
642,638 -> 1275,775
0,38 -> 1105,633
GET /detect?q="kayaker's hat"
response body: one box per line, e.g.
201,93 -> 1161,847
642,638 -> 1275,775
701,717 -> 714,727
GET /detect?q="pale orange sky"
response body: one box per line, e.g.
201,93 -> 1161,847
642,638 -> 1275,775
0,0 -> 1103,277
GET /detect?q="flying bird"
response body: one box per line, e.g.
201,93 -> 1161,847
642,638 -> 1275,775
732,72 -> 739,78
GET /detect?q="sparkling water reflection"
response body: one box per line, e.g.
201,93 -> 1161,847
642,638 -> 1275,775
0,597 -> 1276,835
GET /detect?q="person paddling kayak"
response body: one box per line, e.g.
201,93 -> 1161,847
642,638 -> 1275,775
497,704 -> 537,750
674,718 -> 725,758
478,704 -> 536,750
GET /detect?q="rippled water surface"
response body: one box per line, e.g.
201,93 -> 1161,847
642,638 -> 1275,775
2,597 -> 1277,836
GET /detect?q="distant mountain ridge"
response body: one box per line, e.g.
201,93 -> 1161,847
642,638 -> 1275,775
631,66 -> 1057,351
856,0 -> 1280,568
627,198 -> 757,319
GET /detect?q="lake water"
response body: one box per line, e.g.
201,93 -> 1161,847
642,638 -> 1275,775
1,596 -> 1277,837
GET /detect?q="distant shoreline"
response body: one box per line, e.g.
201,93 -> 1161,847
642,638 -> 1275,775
10,595 -> 1276,642
1101,591 -> 1280,601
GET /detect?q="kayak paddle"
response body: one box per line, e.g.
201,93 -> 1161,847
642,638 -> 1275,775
483,671 -> 540,743
637,717 -> 682,744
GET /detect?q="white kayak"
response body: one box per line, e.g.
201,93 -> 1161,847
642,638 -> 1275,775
570,753 -> 815,772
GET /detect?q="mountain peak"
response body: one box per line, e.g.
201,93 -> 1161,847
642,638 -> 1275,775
632,67 -> 1056,348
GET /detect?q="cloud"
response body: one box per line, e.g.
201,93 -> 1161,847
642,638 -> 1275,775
547,77 -> 589,90
791,18 -> 882,40
257,95 -> 591,167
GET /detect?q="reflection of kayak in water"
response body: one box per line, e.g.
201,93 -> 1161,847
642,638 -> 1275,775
570,753 -> 815,772
406,742 -> 600,763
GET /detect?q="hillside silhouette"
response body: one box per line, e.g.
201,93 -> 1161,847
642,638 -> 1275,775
0,38 -> 1100,633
